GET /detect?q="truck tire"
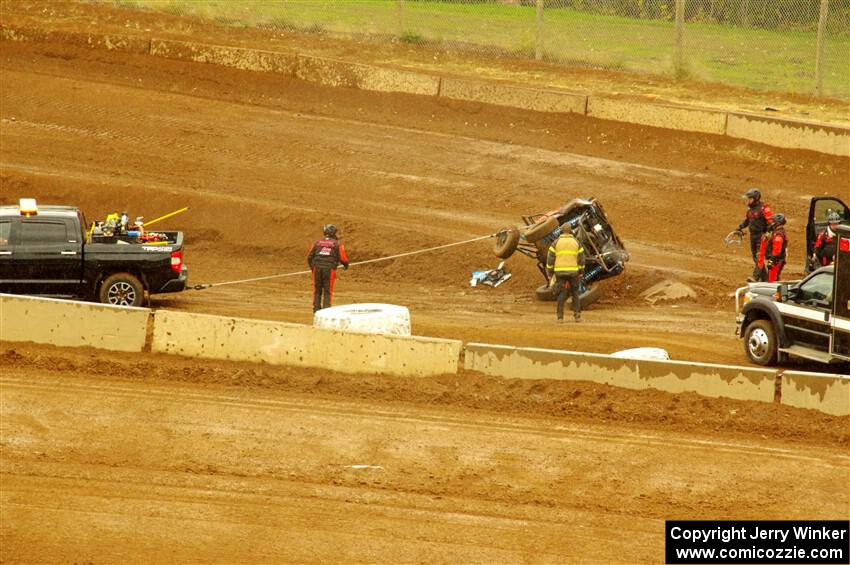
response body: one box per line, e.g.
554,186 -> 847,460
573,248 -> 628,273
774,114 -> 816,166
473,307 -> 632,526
523,216 -> 559,244
493,227 -> 520,259
534,283 -> 602,309
99,272 -> 145,307
744,319 -> 778,366
313,303 -> 411,336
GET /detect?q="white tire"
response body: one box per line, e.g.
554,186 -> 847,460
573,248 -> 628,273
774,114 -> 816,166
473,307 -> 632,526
313,303 -> 411,336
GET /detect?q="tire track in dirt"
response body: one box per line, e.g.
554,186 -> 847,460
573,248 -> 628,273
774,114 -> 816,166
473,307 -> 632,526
4,376 -> 845,465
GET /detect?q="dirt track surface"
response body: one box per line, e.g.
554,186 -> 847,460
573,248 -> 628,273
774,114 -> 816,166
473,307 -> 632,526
1,15 -> 848,364
2,344 -> 848,564
1,3 -> 849,563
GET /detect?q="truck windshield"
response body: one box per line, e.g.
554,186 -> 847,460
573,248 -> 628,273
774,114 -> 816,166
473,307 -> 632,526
798,272 -> 834,304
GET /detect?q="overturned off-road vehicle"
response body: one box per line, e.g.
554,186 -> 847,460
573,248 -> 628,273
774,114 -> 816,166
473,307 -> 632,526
493,198 -> 629,308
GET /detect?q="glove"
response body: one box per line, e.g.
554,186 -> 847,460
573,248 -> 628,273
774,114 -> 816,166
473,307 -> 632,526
766,260 -> 774,268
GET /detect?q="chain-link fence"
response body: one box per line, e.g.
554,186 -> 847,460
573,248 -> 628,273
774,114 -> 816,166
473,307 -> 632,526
113,0 -> 849,100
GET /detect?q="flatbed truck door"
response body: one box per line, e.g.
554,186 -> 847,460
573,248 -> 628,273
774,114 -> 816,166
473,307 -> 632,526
830,225 -> 850,360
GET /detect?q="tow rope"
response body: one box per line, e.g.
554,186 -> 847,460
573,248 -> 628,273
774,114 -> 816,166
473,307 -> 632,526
192,233 -> 496,290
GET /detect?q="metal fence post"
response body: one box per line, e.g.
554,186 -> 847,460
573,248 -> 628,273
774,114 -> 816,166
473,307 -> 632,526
535,0 -> 544,61
815,0 -> 830,97
675,0 -> 685,76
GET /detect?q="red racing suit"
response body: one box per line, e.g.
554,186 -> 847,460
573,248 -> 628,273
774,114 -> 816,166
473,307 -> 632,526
757,226 -> 787,283
813,227 -> 838,267
307,237 -> 349,312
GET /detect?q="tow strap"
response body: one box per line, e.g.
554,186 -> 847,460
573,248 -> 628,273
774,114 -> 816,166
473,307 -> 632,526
192,233 -> 496,290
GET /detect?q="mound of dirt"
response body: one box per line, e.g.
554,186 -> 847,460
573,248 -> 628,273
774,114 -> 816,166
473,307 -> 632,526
641,279 -> 697,304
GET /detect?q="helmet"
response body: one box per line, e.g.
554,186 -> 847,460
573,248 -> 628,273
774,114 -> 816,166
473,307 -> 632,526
772,213 -> 786,226
743,188 -> 761,201
826,211 -> 841,224
323,224 -> 337,237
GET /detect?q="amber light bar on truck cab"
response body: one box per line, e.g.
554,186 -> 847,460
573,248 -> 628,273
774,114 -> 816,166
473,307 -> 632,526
19,198 -> 38,217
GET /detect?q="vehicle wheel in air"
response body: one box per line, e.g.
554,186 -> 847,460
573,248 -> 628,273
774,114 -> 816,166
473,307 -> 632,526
523,216 -> 559,244
493,226 -> 520,259
99,272 -> 145,307
744,319 -> 778,366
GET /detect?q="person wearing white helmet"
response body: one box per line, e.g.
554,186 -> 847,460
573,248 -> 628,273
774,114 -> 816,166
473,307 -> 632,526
812,211 -> 843,267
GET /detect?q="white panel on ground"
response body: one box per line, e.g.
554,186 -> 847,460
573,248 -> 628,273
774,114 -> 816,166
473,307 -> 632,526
313,303 -> 411,336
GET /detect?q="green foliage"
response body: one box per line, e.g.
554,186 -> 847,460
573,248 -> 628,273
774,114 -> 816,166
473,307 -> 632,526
399,31 -> 426,45
122,0 -> 850,99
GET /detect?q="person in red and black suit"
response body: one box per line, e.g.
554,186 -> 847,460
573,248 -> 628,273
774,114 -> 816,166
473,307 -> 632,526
307,224 -> 349,312
757,214 -> 788,283
812,211 -> 842,267
735,188 -> 774,282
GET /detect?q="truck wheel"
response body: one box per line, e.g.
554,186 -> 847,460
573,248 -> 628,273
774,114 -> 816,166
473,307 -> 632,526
493,227 -> 520,259
99,273 -> 145,307
524,216 -> 559,244
744,319 -> 777,366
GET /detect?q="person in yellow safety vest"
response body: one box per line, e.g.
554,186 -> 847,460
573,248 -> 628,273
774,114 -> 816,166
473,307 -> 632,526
546,228 -> 586,322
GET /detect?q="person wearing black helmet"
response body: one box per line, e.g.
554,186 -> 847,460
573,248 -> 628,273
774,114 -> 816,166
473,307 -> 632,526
735,188 -> 774,282
812,211 -> 843,267
757,213 -> 787,282
307,223 -> 349,312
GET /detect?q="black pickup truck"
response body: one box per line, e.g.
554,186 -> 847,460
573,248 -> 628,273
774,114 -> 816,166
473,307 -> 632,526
735,223 -> 850,366
0,201 -> 188,307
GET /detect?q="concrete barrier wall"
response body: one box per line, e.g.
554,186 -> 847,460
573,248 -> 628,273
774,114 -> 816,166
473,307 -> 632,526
3,26 -> 847,155
441,78 -> 587,114
0,294 -> 149,352
1,26 -> 150,53
150,39 -> 440,96
781,371 -> 850,416
150,310 -> 461,377
726,113 -> 850,157
297,54 -> 440,95
464,343 -> 777,403
1,293 -> 846,414
587,96 -> 728,135
150,39 -> 299,75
